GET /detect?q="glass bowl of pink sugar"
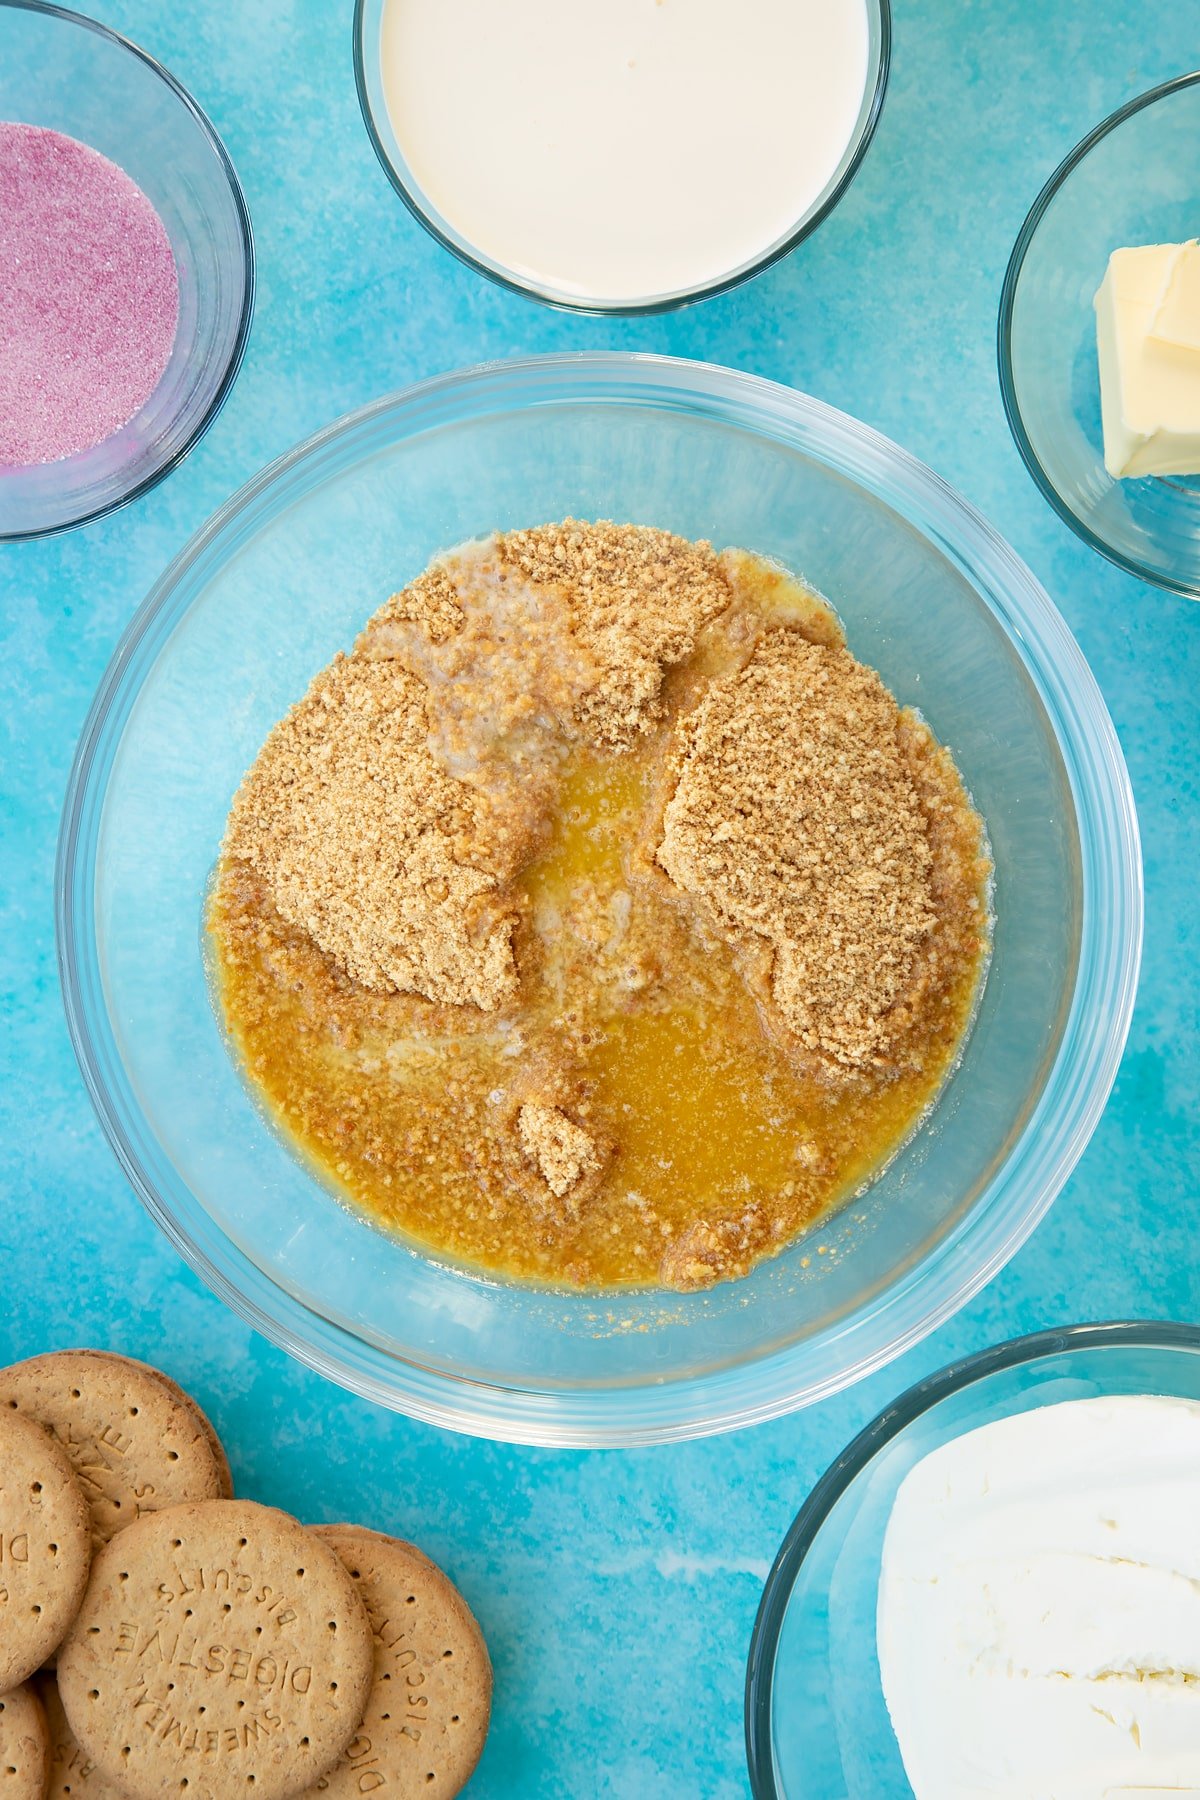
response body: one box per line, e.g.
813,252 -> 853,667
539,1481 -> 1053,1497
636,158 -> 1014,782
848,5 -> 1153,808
0,1 -> 253,540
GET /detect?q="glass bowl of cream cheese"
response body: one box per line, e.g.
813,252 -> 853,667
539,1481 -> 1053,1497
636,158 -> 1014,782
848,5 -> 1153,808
999,71 -> 1200,598
746,1320 -> 1200,1798
353,0 -> 890,312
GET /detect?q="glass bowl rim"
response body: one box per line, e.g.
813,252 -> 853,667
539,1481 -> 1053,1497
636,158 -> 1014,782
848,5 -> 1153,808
996,67 -> 1200,599
744,1317 -> 1200,1799
0,0 -> 256,544
350,0 -> 892,316
56,351 -> 1142,1447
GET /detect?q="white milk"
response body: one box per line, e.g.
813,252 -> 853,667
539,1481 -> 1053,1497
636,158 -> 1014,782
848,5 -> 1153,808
378,0 -> 871,304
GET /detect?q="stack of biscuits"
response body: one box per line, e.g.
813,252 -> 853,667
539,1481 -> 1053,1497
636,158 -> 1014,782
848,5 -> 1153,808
0,1351 -> 491,1800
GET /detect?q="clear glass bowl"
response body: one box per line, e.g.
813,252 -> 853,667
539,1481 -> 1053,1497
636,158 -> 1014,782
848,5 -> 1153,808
0,0 -> 254,541
745,1320 -> 1200,1797
999,72 -> 1200,598
352,0 -> 891,314
56,354 -> 1141,1447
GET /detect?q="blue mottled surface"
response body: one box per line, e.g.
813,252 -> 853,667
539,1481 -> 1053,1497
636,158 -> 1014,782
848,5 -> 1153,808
2,5 -> 1198,1796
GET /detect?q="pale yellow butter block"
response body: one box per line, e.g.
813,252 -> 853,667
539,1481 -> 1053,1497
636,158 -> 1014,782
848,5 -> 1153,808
1094,240 -> 1200,478
1152,238 -> 1200,352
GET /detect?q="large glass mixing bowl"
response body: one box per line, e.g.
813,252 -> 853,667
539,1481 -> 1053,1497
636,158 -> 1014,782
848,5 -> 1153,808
57,355 -> 1141,1446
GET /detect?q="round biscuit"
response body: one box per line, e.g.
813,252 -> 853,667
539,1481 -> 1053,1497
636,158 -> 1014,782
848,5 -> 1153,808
302,1526 -> 491,1800
0,1682 -> 50,1800
81,1353 -> 233,1501
0,1409 -> 92,1688
40,1677 -> 124,1800
0,1351 -> 231,1549
57,1499 -> 374,1800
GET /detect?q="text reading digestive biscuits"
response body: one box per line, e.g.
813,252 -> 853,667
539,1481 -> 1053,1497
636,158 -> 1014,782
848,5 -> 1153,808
116,1627 -> 311,1690
210,522 -> 991,1291
157,1563 -> 302,1622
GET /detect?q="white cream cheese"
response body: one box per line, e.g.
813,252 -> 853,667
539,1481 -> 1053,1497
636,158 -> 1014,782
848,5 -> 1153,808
877,1395 -> 1200,1799
1095,242 -> 1200,479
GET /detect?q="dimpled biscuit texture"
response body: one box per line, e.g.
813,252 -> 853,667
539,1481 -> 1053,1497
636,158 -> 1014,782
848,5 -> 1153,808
0,1351 -> 231,1551
57,1499 -> 374,1800
303,1526 -> 491,1800
40,1678 -> 125,1800
0,1409 -> 92,1688
84,1352 -> 233,1501
0,1683 -> 50,1800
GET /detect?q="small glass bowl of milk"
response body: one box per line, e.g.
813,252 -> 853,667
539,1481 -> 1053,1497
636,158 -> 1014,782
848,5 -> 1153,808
354,0 -> 890,313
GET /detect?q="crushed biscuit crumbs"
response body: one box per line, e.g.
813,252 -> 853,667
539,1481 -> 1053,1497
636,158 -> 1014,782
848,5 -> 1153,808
211,523 -> 991,1292
496,520 -> 732,748
657,629 -> 955,1079
223,654 -> 519,1009
518,1103 -> 603,1200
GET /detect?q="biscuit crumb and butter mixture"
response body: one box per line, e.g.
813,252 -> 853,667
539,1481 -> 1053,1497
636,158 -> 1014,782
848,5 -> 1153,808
210,521 -> 991,1292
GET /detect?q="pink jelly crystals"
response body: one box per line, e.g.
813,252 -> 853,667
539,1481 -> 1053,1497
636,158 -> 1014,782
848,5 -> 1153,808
0,122 -> 180,467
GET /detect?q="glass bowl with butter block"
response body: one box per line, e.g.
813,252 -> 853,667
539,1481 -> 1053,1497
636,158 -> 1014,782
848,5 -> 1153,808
57,354 -> 1140,1447
353,0 -> 890,313
746,1321 -> 1200,1799
1000,71 -> 1200,598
